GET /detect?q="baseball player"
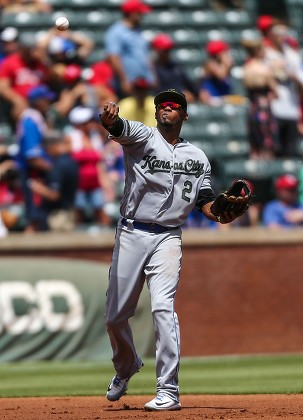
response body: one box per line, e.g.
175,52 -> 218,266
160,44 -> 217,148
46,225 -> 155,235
99,89 -> 238,411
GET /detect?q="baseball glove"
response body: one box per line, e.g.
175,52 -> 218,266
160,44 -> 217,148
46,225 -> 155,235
210,179 -> 252,220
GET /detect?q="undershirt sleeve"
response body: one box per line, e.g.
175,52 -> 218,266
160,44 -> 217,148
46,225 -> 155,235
195,188 -> 215,211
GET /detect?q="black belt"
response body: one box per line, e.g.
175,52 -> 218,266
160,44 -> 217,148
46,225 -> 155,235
121,218 -> 176,234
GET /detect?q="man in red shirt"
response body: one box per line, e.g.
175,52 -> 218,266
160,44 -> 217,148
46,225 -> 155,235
0,38 -> 49,125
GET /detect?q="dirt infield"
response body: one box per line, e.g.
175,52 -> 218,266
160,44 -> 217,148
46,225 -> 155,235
1,395 -> 303,420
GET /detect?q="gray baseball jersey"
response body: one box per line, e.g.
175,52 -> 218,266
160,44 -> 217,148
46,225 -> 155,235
109,118 -> 212,226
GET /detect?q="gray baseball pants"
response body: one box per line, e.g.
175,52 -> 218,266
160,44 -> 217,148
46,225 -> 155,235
105,220 -> 182,399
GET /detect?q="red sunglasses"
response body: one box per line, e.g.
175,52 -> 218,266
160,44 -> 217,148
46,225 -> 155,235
157,101 -> 183,110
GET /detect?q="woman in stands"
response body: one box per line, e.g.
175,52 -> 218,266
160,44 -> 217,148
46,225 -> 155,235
241,37 -> 278,160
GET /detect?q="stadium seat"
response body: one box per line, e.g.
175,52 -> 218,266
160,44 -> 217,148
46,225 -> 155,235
72,10 -> 119,28
188,10 -> 253,29
0,123 -> 13,144
2,11 -> 53,28
173,47 -> 205,67
168,29 -> 201,47
143,9 -> 184,28
218,158 -> 302,195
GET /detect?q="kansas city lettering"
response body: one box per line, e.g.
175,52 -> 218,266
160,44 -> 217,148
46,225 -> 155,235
141,155 -> 204,178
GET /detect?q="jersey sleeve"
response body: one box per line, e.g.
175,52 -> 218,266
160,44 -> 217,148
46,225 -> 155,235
109,119 -> 153,146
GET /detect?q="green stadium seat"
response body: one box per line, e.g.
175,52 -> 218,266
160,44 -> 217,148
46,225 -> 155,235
143,10 -> 184,28
0,123 -> 13,144
49,0 -> 122,8
168,29 -> 201,47
188,10 -> 253,29
173,47 -> 205,66
180,121 -> 199,141
73,10 -> 119,27
145,0 -> 208,7
86,49 -> 106,65
171,0 -> 208,7
218,158 -> 303,201
2,12 -> 54,28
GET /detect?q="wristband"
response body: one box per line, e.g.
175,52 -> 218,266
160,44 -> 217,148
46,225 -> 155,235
99,115 -> 119,129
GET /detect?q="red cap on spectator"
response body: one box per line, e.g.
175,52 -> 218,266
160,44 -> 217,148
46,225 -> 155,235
257,15 -> 274,33
133,77 -> 153,89
206,40 -> 229,56
64,64 -> 82,83
275,174 -> 299,190
151,33 -> 175,50
121,0 -> 151,14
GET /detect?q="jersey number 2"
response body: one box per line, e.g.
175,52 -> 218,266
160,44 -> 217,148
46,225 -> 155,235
182,181 -> 192,202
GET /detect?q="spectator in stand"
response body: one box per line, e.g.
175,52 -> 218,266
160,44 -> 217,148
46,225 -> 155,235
0,145 -> 24,232
0,27 -> 20,63
263,21 -> 303,157
2,0 -> 52,14
151,33 -> 199,103
257,15 -> 300,51
257,15 -> 274,47
0,35 -> 49,127
88,59 -> 119,107
118,77 -> 156,126
0,212 -> 9,238
64,106 -> 113,227
262,174 -> 303,229
199,40 -> 234,106
104,0 -> 155,98
37,27 -> 94,67
47,63 -> 101,131
241,37 -> 278,159
28,130 -> 79,232
16,84 -> 54,232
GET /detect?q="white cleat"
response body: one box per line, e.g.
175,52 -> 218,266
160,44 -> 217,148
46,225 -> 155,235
144,394 -> 181,411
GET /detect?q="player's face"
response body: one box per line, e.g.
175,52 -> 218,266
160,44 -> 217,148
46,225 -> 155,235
155,102 -> 188,127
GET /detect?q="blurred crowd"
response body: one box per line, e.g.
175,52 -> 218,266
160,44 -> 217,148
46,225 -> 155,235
1,0 -> 303,235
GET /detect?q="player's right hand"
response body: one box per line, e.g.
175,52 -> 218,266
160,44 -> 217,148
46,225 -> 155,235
100,102 -> 119,126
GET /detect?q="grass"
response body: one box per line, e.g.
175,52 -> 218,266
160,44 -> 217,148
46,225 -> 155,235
0,353 -> 303,398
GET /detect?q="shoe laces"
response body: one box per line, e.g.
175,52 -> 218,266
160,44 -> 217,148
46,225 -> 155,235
112,375 -> 127,389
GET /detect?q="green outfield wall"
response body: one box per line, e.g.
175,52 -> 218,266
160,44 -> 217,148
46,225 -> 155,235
0,227 -> 303,360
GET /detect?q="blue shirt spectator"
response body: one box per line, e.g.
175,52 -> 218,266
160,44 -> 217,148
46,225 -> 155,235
104,0 -> 155,98
16,85 -> 55,232
17,109 -> 50,172
262,174 -> 303,228
199,40 -> 234,106
263,200 -> 303,227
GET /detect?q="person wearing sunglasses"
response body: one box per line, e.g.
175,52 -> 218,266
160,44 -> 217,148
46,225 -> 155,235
99,88 -> 238,411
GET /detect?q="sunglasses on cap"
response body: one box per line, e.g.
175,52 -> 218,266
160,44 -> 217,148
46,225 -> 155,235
157,101 -> 183,110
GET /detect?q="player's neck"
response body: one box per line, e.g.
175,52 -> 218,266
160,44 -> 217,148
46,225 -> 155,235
158,126 -> 181,145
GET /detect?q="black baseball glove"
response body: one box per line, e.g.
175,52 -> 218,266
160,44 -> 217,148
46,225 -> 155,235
210,179 -> 252,220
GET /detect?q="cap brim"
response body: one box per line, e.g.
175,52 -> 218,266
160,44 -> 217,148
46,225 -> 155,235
154,90 -> 187,110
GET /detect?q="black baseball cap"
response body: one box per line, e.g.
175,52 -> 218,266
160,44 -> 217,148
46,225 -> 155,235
154,89 -> 187,111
